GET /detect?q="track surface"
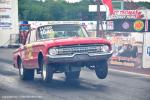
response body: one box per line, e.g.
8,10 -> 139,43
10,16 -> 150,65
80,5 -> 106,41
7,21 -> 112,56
0,48 -> 150,100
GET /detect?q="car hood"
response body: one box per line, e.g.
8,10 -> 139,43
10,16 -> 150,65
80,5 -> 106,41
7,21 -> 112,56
41,37 -> 111,47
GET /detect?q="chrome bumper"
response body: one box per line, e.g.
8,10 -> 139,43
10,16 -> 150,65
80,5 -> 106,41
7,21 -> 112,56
46,51 -> 113,63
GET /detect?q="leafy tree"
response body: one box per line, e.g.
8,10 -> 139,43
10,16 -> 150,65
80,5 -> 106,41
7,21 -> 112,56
18,0 -> 150,21
136,2 -> 150,9
18,0 -> 94,21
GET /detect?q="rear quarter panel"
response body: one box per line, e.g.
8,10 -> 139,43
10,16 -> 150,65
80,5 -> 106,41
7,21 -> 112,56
13,42 -> 47,69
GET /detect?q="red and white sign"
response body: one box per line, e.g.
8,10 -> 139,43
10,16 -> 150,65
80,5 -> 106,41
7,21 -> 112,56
102,0 -> 113,14
107,10 -> 148,19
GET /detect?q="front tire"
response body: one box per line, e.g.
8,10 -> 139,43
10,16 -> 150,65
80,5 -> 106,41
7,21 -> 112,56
95,61 -> 108,79
18,60 -> 34,80
41,63 -> 53,82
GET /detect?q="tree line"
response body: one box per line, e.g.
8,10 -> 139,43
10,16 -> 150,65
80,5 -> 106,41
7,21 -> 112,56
18,0 -> 96,21
18,0 -> 150,21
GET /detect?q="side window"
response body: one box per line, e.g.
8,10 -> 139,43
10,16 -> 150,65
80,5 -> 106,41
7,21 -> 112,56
25,32 -> 30,44
29,29 -> 36,43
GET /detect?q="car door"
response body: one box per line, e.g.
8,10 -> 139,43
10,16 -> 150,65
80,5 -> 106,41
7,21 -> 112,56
23,29 -> 37,69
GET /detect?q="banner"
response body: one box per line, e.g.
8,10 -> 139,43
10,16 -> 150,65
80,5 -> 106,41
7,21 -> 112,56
107,10 -> 148,19
102,0 -> 113,14
108,33 -> 143,68
111,19 -> 148,32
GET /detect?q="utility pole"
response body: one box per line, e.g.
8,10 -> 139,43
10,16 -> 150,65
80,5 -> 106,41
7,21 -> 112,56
96,0 -> 100,37
96,0 -> 104,38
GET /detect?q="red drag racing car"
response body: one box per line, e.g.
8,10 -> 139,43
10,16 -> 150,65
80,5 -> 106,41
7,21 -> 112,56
13,24 -> 113,82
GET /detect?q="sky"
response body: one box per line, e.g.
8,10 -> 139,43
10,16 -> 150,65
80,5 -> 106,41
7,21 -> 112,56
65,0 -> 150,3
126,0 -> 150,2
65,0 -> 81,3
40,0 -> 150,3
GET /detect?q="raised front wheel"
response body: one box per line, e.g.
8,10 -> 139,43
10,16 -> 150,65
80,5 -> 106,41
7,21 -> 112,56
95,61 -> 108,79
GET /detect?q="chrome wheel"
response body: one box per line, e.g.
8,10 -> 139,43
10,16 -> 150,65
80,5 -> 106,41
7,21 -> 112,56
19,62 -> 24,76
41,62 -> 53,82
42,64 -> 47,80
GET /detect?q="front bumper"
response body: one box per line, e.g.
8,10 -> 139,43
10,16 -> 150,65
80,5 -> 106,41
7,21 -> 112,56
46,51 -> 113,63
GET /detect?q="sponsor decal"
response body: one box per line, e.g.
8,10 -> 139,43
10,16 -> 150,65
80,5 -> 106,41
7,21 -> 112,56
0,22 -> 12,27
108,10 -> 144,19
112,19 -> 146,32
134,20 -> 144,32
26,44 -> 33,59
0,15 -> 10,18
110,60 -> 135,67
122,21 -> 130,30
107,21 -> 114,30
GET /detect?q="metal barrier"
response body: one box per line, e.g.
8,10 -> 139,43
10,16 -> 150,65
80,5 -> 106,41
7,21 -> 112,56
8,34 -> 19,48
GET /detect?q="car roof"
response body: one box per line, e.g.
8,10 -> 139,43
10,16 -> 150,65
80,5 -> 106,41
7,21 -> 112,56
37,24 -> 81,29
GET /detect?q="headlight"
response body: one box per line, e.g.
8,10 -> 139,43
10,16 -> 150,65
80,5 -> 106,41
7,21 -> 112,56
96,45 -> 109,52
102,45 -> 109,52
49,48 -> 58,56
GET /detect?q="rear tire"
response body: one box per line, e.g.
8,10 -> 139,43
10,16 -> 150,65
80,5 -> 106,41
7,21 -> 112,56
95,61 -> 108,79
65,71 -> 80,81
18,60 -> 34,80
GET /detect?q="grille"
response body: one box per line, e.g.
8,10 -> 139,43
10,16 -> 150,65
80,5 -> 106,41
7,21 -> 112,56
56,44 -> 104,55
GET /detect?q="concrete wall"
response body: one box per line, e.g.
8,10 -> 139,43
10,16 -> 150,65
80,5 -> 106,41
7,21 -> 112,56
143,32 -> 150,68
0,0 -> 19,46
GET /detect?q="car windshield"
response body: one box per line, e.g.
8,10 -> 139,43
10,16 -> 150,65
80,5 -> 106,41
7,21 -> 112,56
38,24 -> 88,39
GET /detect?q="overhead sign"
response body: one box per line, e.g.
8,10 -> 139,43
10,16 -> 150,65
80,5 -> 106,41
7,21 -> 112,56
88,5 -> 107,12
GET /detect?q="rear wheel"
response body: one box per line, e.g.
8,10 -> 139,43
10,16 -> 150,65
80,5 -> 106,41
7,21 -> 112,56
65,71 -> 80,81
18,60 -> 34,80
95,61 -> 108,79
41,62 -> 53,82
